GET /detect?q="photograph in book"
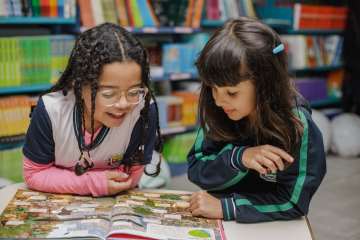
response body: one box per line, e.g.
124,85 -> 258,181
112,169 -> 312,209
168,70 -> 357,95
0,189 -> 226,240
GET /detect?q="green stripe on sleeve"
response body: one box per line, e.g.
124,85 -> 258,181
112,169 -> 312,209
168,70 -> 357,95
235,110 -> 309,213
193,128 -> 249,191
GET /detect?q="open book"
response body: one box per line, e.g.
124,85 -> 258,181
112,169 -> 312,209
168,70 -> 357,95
0,189 -> 226,240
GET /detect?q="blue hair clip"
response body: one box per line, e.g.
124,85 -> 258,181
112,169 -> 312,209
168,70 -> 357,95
272,43 -> 284,54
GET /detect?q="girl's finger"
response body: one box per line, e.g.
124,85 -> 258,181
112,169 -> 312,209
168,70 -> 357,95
267,145 -> 294,163
252,161 -> 267,175
263,151 -> 285,171
259,156 -> 277,173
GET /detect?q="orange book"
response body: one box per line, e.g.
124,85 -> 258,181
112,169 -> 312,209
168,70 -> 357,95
78,0 -> 95,28
306,36 -> 316,68
114,0 -> 129,26
172,91 -> 199,126
192,0 -> 205,28
327,69 -> 344,98
185,0 -> 195,27
49,0 -> 58,17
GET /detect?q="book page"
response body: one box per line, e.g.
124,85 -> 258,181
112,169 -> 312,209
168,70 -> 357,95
0,189 -> 113,239
107,190 -> 225,240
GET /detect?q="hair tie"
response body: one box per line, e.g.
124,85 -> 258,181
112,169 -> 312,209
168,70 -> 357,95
272,43 -> 284,54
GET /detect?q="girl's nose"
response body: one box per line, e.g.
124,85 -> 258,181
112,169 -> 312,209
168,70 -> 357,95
113,95 -> 129,108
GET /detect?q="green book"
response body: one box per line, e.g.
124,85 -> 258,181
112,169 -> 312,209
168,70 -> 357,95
0,147 -> 23,183
130,0 -> 144,27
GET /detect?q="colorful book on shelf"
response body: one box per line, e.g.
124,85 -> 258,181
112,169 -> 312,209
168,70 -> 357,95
57,0 -> 64,17
32,0 -> 41,16
125,0 -> 134,27
78,0 -> 95,28
185,0 -> 196,27
192,0 -> 204,28
0,146 -> 23,183
91,0 -> 105,26
40,0 -> 50,17
129,0 -> 143,27
0,189 -> 225,240
0,35 -> 74,87
295,77 -> 328,102
114,0 -> 129,27
172,91 -> 199,127
0,96 -> 32,138
156,95 -> 184,129
49,0 -> 58,17
293,4 -> 348,30
101,0 -> 118,24
206,0 -> 220,20
281,35 -> 343,70
137,0 -> 159,27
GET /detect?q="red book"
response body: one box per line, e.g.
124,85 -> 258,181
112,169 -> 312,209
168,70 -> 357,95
294,4 -> 316,30
332,7 -> 348,30
206,0 -> 220,20
125,0 -> 134,27
317,6 -> 332,29
78,0 -> 95,27
40,0 -> 51,17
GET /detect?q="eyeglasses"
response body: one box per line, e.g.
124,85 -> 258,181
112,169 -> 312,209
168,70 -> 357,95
97,87 -> 148,107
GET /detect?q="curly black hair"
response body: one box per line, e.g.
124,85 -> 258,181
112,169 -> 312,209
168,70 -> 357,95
48,23 -> 163,176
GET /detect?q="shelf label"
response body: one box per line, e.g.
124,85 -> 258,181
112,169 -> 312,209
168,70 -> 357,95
169,73 -> 191,80
142,27 -> 159,33
174,27 -> 192,33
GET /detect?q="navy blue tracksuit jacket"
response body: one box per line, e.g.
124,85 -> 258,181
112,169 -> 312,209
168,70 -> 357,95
187,107 -> 326,223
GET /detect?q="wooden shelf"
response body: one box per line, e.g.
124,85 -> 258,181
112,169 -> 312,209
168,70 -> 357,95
0,17 -> 76,25
310,97 -> 341,108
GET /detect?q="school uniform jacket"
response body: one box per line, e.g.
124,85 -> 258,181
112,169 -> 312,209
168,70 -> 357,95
187,106 -> 326,223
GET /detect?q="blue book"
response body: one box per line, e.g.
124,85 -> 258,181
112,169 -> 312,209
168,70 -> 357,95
57,0 -> 64,17
136,0 -> 155,27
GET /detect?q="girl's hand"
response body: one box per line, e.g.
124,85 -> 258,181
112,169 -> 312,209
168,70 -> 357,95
242,145 -> 294,175
106,171 -> 132,195
189,191 -> 223,219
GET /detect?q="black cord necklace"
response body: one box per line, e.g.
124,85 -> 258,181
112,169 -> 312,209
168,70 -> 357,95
73,103 -> 109,176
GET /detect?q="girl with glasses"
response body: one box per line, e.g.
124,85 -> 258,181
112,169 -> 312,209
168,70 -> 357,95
23,23 -> 162,196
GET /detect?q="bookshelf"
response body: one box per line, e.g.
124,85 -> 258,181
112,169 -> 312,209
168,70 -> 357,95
0,0 -> 347,177
123,27 -> 200,34
0,0 -> 77,156
0,141 -> 25,151
310,97 -> 341,108
290,65 -> 343,74
152,72 -> 199,82
80,26 -> 201,34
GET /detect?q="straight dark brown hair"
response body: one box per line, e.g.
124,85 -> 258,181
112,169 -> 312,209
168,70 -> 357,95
196,17 -> 303,154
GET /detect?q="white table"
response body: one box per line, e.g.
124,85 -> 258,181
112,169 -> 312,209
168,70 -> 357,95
0,183 -> 314,240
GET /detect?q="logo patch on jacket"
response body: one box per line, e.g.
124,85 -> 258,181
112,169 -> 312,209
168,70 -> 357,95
260,173 -> 277,182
